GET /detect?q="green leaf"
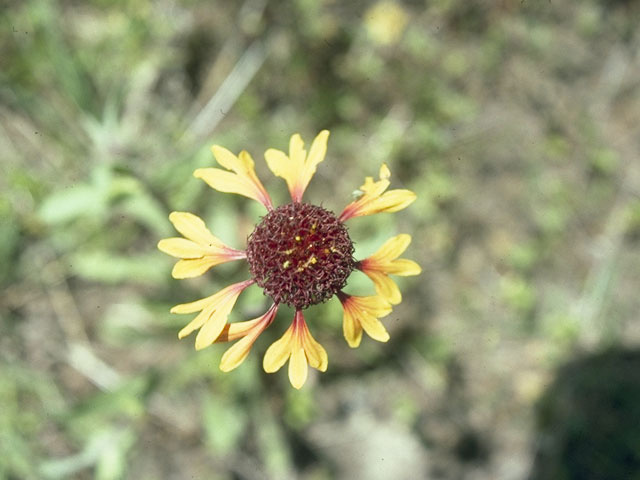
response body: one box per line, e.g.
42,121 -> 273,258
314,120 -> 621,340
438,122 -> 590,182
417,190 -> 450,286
38,184 -> 105,225
70,250 -> 168,285
203,395 -> 248,455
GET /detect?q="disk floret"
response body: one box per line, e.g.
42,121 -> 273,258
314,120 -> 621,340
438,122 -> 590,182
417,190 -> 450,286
246,203 -> 355,309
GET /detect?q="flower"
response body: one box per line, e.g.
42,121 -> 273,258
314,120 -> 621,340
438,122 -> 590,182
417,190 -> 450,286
158,131 -> 420,388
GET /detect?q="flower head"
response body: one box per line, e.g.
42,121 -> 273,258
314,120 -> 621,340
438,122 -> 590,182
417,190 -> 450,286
246,202 -> 355,309
158,131 -> 419,388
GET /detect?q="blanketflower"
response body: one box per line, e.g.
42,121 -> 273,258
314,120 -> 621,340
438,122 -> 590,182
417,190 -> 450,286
158,131 -> 420,388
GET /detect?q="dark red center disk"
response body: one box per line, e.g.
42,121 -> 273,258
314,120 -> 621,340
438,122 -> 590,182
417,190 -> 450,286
246,203 -> 355,309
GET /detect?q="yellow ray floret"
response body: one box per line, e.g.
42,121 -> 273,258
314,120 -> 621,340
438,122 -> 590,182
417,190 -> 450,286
171,279 -> 254,350
195,147 -> 273,210
338,293 -> 393,348
215,303 -> 279,372
158,212 -> 246,279
339,164 -> 416,221
263,310 -> 328,389
264,130 -> 329,203
358,234 -> 421,305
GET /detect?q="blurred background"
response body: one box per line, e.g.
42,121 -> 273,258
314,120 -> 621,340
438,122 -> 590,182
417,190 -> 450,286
2,0 -> 640,479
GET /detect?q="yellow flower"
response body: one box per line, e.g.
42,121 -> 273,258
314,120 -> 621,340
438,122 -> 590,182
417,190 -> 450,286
358,234 -> 422,304
263,310 -> 328,389
159,131 -> 419,388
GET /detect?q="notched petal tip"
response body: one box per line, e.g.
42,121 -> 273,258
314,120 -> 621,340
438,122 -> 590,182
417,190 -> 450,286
194,308 -> 230,350
389,259 -> 422,276
171,280 -> 253,348
166,211 -> 222,247
288,348 -> 308,389
359,235 -> 420,295
340,294 -> 393,346
217,304 -> 278,372
171,258 -> 212,279
196,146 -> 273,209
386,189 -> 417,211
380,163 -> 391,179
343,314 -> 364,348
266,130 -> 331,203
168,211 -> 183,222
192,168 -> 207,179
339,164 -> 416,220
373,234 -> 412,261
263,311 -> 328,387
360,316 -> 390,343
263,328 -> 294,373
219,337 -> 253,372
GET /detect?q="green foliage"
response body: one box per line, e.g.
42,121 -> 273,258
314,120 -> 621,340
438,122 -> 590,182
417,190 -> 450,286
2,0 -> 639,477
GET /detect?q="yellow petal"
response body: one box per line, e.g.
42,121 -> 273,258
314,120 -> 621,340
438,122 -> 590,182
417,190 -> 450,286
361,176 -> 390,198
177,303 -> 216,339
371,234 -> 412,263
218,304 -> 278,370
217,303 -> 278,343
195,146 -> 272,209
356,294 -> 393,317
342,310 -> 363,348
173,280 -> 252,336
298,130 -> 329,201
340,165 -> 415,220
358,313 -> 390,343
158,238 -> 209,258
288,347 -> 308,389
359,235 -> 420,288
361,189 -> 416,216
386,259 -> 422,276
210,145 -> 250,172
263,311 -> 327,386
171,257 -> 219,279
340,294 -> 392,345
168,212 -> 222,246
302,328 -> 328,371
217,318 -> 263,343
263,325 -> 294,373
365,271 -> 402,305
159,218 -> 245,277
219,332 -> 258,372
194,168 -> 265,206
264,148 -> 294,193
194,306 -> 232,350
289,134 -> 306,166
171,290 -> 224,315
265,131 -> 329,202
